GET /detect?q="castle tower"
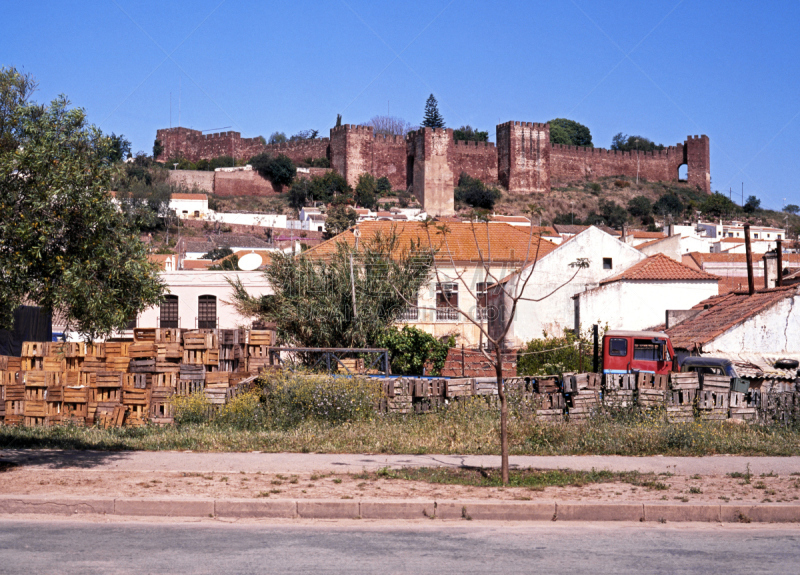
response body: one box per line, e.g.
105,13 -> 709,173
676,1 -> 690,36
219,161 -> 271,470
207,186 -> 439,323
685,135 -> 711,194
329,125 -> 374,188
406,128 -> 455,216
497,121 -> 550,193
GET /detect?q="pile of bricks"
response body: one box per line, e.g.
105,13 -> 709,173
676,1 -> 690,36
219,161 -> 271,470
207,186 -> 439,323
0,328 -> 275,428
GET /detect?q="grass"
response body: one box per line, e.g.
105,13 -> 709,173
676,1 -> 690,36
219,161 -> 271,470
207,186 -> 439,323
369,466 -> 671,491
2,402 -> 800,456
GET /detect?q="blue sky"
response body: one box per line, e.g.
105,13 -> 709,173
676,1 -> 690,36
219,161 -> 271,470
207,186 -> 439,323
4,0 -> 799,209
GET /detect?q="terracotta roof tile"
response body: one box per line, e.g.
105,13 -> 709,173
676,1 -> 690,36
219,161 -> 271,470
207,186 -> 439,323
302,221 -> 558,263
666,285 -> 800,350
630,230 -> 667,239
600,254 -> 720,284
171,193 -> 207,200
181,259 -> 213,270
635,237 -> 667,250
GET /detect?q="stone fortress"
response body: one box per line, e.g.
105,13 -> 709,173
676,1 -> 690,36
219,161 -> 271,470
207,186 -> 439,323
157,122 -> 710,216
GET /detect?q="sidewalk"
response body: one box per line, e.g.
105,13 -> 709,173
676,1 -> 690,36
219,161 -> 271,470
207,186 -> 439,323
2,450 -> 799,475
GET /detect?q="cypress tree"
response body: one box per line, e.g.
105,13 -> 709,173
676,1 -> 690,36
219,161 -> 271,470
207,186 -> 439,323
422,94 -> 445,128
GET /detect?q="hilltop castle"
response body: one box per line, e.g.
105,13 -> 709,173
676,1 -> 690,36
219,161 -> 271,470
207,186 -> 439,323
156,123 -> 710,216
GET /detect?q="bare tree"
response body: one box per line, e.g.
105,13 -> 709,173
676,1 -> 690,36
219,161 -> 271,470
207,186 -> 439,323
394,213 -> 588,484
362,115 -> 417,137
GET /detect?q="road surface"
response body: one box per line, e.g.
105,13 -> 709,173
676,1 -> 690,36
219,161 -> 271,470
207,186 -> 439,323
0,519 -> 797,574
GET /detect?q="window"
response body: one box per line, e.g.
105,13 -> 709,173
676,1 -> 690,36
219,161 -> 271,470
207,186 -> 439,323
603,258 -> 613,270
198,295 -> 217,329
608,338 -> 628,357
778,234 -> 782,240
436,283 -> 459,321
476,282 -> 489,320
160,295 -> 179,328
125,314 -> 137,330
753,233 -> 759,239
633,339 -> 662,361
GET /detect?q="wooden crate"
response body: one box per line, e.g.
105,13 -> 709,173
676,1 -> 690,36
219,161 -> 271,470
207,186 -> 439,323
700,374 -> 731,392
43,357 -> 67,372
103,342 -> 129,358
155,359 -> 181,373
574,372 -> 601,390
604,389 -> 635,408
129,342 -> 158,358
63,402 -> 88,419
21,357 -> 43,371
24,400 -> 47,418
64,387 -> 90,403
94,372 -> 123,388
637,389 -> 666,407
338,358 -> 364,374
605,373 -> 636,391
157,343 -> 183,359
248,330 -> 274,346
122,388 -> 150,406
129,359 -> 156,373
697,390 -> 729,410
152,373 -> 178,388
666,405 -> 694,423
21,342 -> 47,357
670,372 -> 700,390
105,357 -> 131,372
81,358 -> 106,372
91,387 -> 122,403
180,364 -> 205,381
568,390 -> 598,421
183,332 -> 217,350
445,378 -> 475,398
177,379 -> 204,395
205,372 -> 230,386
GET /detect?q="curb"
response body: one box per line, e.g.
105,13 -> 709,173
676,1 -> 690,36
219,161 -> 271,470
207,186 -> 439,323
0,497 -> 798,523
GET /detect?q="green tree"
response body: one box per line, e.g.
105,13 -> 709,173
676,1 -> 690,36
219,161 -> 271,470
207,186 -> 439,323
152,139 -> 163,159
454,172 -> 501,210
422,94 -> 445,128
0,66 -> 37,153
116,180 -> 174,232
290,129 -> 319,141
354,173 -> 377,210
0,83 -> 164,338
228,230 -> 434,349
376,176 -> 392,196
201,246 -> 234,261
250,153 -> 296,188
209,254 -> 239,271
785,204 -> 800,215
107,132 -> 131,163
627,195 -> 653,220
744,195 -> 761,213
268,131 -> 287,144
377,326 -> 454,376
549,118 -> 593,147
324,205 -> 358,239
611,133 -> 665,152
453,125 -> 489,142
653,193 -> 684,219
700,192 -> 738,218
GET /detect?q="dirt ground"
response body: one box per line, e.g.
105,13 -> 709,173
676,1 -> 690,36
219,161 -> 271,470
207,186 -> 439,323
2,466 -> 799,504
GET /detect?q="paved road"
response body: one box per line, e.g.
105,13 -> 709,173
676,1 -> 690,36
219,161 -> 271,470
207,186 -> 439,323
0,519 -> 798,574
2,449 -> 799,476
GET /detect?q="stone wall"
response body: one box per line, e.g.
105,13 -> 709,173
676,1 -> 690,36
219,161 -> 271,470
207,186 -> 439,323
167,170 -> 215,193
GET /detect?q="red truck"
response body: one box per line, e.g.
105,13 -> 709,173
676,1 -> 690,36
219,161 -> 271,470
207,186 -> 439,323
602,330 -> 676,375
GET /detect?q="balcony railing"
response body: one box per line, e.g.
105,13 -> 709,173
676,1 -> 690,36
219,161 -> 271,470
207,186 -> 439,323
398,307 -> 419,321
436,307 -> 460,321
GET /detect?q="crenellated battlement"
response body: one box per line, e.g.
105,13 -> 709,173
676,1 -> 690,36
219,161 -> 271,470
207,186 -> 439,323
454,139 -> 495,149
497,121 -> 549,130
550,143 -> 682,157
331,124 -> 374,134
372,133 -> 406,145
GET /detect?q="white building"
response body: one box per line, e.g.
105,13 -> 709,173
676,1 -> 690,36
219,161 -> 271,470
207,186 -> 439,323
573,254 -> 720,332
207,212 -> 288,228
170,193 -> 210,220
491,227 -> 647,347
136,271 -> 272,330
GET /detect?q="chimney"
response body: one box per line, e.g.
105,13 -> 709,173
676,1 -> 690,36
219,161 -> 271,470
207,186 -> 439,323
744,224 -> 755,295
777,239 -> 783,287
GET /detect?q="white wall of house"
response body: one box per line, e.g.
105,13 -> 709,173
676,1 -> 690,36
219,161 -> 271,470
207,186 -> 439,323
136,271 -> 272,330
638,234 -> 682,261
574,279 -> 720,333
207,213 -> 288,228
703,294 -> 800,353
398,263 -> 517,347
501,227 -> 646,345
170,196 -> 209,219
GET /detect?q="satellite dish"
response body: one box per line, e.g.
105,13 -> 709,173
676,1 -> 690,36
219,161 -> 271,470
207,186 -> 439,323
238,253 -> 263,271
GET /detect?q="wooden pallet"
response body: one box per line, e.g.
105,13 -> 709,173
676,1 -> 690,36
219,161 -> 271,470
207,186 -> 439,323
700,374 -> 731,392
670,372 -> 700,390
183,332 -> 217,350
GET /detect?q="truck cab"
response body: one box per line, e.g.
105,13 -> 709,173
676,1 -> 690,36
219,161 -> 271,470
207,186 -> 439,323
602,330 -> 675,375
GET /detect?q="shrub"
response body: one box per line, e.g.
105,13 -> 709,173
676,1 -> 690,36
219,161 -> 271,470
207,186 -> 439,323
172,392 -> 211,426
355,173 -> 377,210
454,173 -> 501,210
614,179 -> 630,188
376,176 -> 392,196
214,391 -> 266,430
260,372 -> 382,427
517,328 -> 601,376
587,182 -> 602,193
378,326 -> 454,376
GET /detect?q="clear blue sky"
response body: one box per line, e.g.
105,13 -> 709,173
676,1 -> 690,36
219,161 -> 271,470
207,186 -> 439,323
4,0 -> 799,210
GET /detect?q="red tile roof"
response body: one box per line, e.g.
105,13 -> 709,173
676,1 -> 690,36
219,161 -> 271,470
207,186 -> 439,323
171,193 -> 207,200
181,259 -> 213,270
630,231 -> 667,239
302,221 -> 558,264
635,237 -> 668,250
600,254 -> 720,284
666,285 -> 800,350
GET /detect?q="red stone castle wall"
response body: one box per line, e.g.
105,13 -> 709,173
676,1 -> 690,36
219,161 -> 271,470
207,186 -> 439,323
549,144 -> 684,186
451,140 -> 498,183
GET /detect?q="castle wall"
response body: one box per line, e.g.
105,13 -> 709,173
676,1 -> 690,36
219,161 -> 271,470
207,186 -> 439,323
685,135 -> 710,193
549,143 -> 684,188
451,140 -> 498,183
156,127 -> 329,164
214,170 -> 276,196
167,170 -> 215,193
372,134 -> 408,190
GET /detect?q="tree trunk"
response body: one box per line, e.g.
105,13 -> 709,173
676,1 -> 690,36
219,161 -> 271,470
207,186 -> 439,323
496,345 -> 509,484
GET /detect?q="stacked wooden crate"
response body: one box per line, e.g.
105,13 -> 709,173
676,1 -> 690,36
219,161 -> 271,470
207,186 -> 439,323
667,372 -> 700,422
411,378 -> 446,413
637,373 -> 668,408
698,374 -> 731,421
381,378 -> 413,413
535,392 -> 566,422
247,330 -> 274,373
567,373 -> 602,421
604,374 -> 636,408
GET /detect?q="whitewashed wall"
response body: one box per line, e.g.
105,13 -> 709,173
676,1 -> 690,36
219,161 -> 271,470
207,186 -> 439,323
574,279 -> 719,332
704,294 -> 800,353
